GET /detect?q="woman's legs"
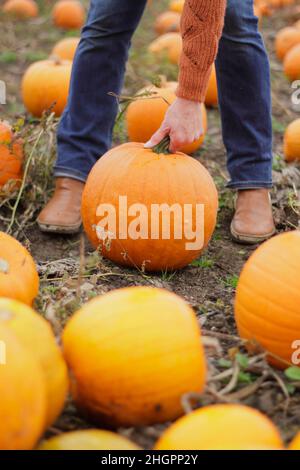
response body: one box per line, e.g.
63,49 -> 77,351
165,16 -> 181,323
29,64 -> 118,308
216,0 -> 273,190
54,0 -> 147,182
38,0 -> 147,233
215,0 -> 275,243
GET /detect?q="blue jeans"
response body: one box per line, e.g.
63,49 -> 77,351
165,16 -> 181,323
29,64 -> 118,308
55,0 -> 273,189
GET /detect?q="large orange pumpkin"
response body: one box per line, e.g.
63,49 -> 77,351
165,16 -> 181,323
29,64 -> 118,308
2,0 -> 38,18
0,298 -> 68,428
275,27 -> 300,61
0,325 -> 46,450
284,118 -> 300,162
52,0 -> 85,30
283,44 -> 300,81
38,430 -> 140,450
155,404 -> 283,450
81,142 -> 218,272
63,287 -> 207,427
22,58 -> 72,117
0,121 -> 23,189
0,231 -> 39,305
126,86 -> 207,155
51,37 -> 80,61
289,432 -> 300,450
235,231 -> 300,369
154,11 -> 181,35
148,32 -> 182,64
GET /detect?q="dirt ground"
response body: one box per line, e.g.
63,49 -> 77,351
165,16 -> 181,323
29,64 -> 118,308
1,0 -> 300,448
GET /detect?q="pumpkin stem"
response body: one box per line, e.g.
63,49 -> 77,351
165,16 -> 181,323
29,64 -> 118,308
152,136 -> 171,155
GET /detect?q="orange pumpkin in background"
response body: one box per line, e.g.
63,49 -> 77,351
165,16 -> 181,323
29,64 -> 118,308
155,404 -> 283,450
51,37 -> 80,61
81,141 -> 217,272
63,287 -> 207,427
0,298 -> 68,428
148,32 -> 182,64
0,325 -> 46,450
154,11 -> 181,35
0,231 -> 39,305
283,44 -> 300,81
235,231 -> 300,369
2,0 -> 38,18
275,27 -> 300,61
284,118 -> 300,161
52,0 -> 85,30
22,58 -> 72,117
126,85 -> 207,155
0,121 -> 23,190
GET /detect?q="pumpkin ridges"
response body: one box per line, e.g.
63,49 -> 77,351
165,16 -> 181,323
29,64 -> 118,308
63,286 -> 206,427
82,142 -> 218,271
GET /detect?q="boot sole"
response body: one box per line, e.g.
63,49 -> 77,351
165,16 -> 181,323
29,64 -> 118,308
37,220 -> 82,235
230,222 -> 276,245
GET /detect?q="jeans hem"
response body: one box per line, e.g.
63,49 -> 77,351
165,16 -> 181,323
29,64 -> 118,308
227,181 -> 273,190
54,167 -> 88,183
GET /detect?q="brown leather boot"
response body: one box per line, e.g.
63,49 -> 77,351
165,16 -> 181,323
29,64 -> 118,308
37,177 -> 84,234
231,189 -> 276,244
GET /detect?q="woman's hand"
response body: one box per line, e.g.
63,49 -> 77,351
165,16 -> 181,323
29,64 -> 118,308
144,97 -> 204,153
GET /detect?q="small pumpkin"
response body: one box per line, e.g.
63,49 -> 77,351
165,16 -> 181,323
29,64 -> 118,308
205,65 -> 218,107
126,85 -> 207,155
2,0 -> 38,18
0,298 -> 68,428
0,121 -> 23,190
51,37 -> 80,61
52,0 -> 85,30
275,27 -> 300,61
0,325 -> 46,450
81,141 -> 217,272
38,430 -> 140,450
155,404 -> 283,450
154,11 -> 181,35
0,231 -> 39,305
148,32 -> 182,64
283,44 -> 300,81
22,58 -> 72,117
63,287 -> 207,427
235,231 -> 300,369
289,432 -> 300,450
284,118 -> 300,161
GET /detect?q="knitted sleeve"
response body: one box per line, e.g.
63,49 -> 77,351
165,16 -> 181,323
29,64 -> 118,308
176,0 -> 226,102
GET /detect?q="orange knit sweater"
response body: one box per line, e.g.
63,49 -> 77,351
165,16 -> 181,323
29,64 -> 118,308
176,0 -> 226,102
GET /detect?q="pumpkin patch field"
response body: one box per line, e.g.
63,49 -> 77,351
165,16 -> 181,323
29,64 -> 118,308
2,0 -> 300,451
